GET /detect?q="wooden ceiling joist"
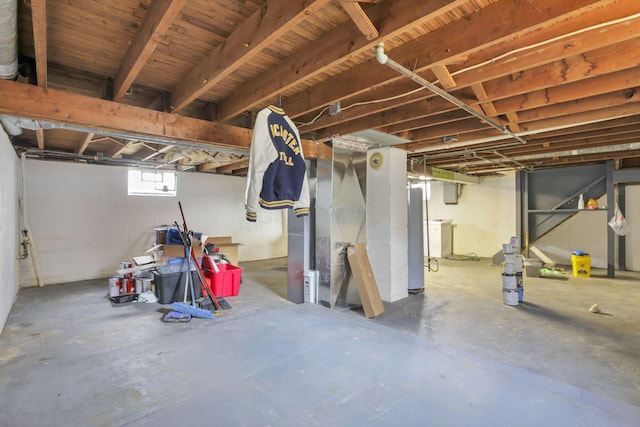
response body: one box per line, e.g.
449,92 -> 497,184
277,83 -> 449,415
0,80 -> 251,150
111,139 -> 138,158
493,66 -> 640,116
317,35 -> 640,139
470,83 -> 498,117
76,132 -> 95,155
453,12 -> 640,89
8,0 -> 640,175
215,0 -> 469,121
35,128 -> 44,150
198,157 -> 249,173
112,0 -> 188,102
0,80 -> 325,160
432,65 -> 457,90
506,112 -> 521,133
30,0 -> 48,87
170,0 -> 333,113
283,0 -> 615,121
341,1 -> 379,40
298,5 -> 640,136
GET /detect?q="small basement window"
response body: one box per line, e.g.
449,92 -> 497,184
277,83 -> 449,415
128,169 -> 177,197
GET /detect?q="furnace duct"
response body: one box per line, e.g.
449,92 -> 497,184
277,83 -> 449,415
0,0 -> 18,80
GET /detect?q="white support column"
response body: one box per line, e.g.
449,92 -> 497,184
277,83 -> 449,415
366,147 -> 408,302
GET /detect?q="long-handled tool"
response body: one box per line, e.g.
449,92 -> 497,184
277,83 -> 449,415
171,221 -> 215,319
175,202 -> 231,315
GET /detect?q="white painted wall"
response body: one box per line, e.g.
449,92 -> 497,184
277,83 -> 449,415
625,185 -> 640,271
20,160 -> 287,286
0,127 -> 20,333
426,173 -> 517,258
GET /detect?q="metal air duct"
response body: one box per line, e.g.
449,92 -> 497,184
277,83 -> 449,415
0,0 -> 18,80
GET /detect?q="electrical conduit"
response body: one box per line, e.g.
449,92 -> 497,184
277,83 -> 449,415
374,44 -> 526,145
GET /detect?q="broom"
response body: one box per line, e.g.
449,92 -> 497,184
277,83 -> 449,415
170,222 -> 215,319
178,202 -> 231,314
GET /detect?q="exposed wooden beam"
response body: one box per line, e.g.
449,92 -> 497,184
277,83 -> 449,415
216,0 -> 470,120
524,116 -> 640,141
406,118 -> 497,146
520,103 -> 640,134
341,1 -> 379,40
408,98 -> 640,150
316,35 -> 640,137
484,37 -> 640,103
517,90 -> 639,123
170,0 -> 332,112
506,112 -> 521,133
143,145 -> 174,161
35,128 -> 44,150
201,158 -> 250,174
470,83 -> 497,117
298,79 -> 432,133
454,13 -> 640,88
30,0 -> 48,87
320,93 -> 476,137
419,118 -> 640,160
382,109 -> 470,135
494,66 -> 640,116
0,80 -> 324,159
111,139 -> 138,158
113,0 -> 188,102
76,132 -> 95,155
298,2 -> 640,135
432,65 -> 456,90
0,80 -> 251,151
283,0 -> 629,119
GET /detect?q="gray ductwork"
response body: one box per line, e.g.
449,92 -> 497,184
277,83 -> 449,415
0,0 -> 18,80
0,114 -> 23,135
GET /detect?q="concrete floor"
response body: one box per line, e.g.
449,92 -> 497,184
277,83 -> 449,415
1,257 -> 639,426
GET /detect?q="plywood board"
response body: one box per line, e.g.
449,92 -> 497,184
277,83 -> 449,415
347,243 -> 385,318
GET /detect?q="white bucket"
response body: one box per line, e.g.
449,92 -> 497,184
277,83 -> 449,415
108,277 -> 120,297
504,262 -> 515,275
141,278 -> 152,292
502,274 -> 517,290
514,256 -> 523,273
504,253 -> 517,264
503,288 -> 519,305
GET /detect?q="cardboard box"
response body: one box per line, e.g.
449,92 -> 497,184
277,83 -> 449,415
162,238 -> 203,258
347,243 -> 385,318
205,236 -> 240,266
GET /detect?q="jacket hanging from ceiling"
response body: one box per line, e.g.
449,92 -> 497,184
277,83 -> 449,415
244,105 -> 309,222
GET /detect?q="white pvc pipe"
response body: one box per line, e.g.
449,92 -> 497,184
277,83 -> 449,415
374,44 -> 388,65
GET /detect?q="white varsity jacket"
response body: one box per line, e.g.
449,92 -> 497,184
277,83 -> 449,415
244,105 -> 310,222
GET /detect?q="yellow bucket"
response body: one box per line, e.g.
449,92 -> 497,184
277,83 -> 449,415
571,254 -> 591,278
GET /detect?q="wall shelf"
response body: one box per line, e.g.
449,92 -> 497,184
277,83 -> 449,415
528,209 -> 607,214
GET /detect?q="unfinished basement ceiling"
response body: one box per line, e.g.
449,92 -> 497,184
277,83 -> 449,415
1,0 -> 639,176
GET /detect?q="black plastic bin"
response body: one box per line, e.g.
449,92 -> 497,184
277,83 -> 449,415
152,270 -> 201,304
